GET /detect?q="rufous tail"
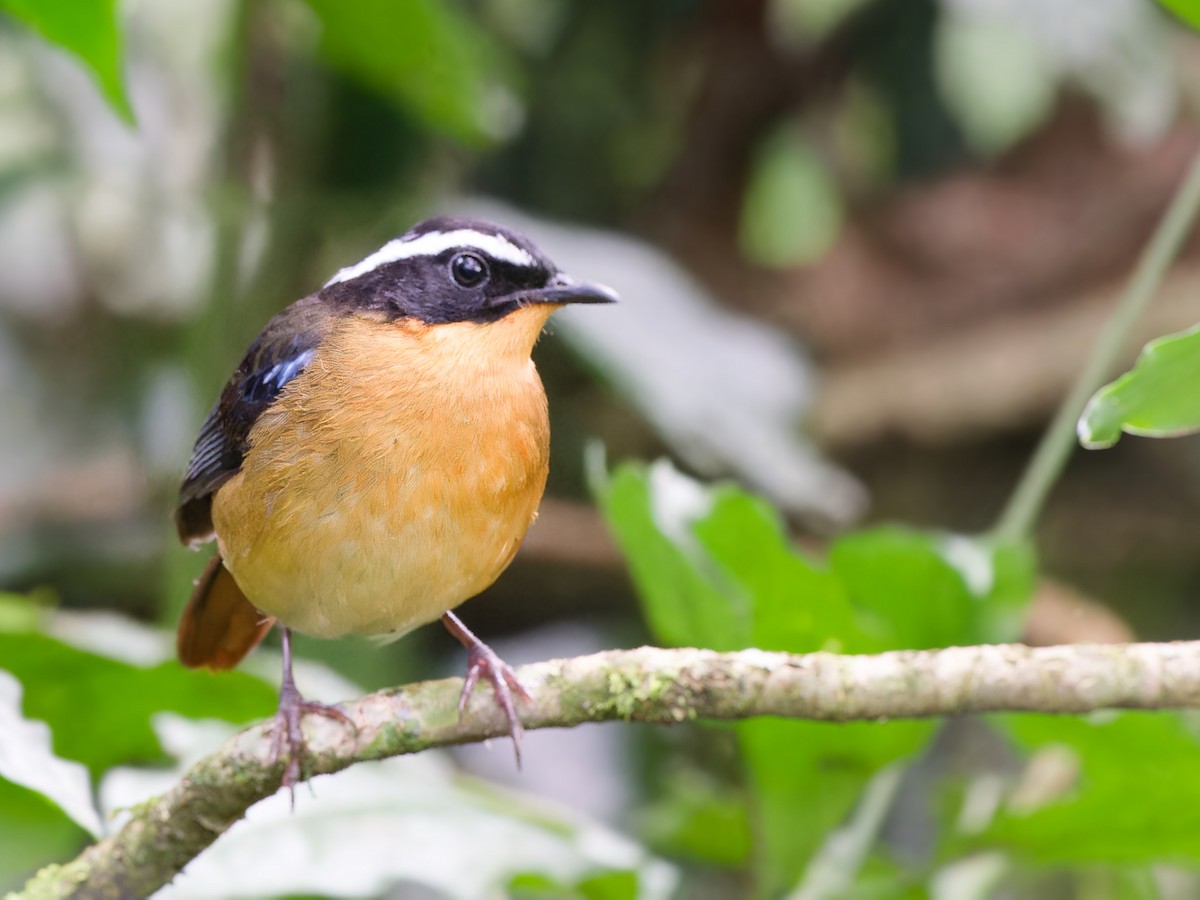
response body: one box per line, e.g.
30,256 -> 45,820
177,556 -> 275,670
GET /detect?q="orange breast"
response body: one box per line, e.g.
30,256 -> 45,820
210,306 -> 555,638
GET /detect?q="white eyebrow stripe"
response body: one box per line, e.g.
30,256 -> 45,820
324,229 -> 537,286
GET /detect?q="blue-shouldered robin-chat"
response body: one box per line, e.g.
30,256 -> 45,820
174,216 -> 617,792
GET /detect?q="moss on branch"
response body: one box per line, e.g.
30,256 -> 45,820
15,641 -> 1200,899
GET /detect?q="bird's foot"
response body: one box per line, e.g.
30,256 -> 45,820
458,640 -> 532,767
266,681 -> 353,804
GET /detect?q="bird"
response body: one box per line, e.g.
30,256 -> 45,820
173,216 -> 617,791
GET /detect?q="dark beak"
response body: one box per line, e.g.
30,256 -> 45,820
518,273 -> 619,306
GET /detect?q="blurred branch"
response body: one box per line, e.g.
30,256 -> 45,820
18,640 -> 1200,899
811,260 -> 1200,447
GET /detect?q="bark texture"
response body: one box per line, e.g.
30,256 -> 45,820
16,641 -> 1200,898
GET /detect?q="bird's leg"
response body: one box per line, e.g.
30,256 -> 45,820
266,626 -> 354,803
442,611 -> 531,766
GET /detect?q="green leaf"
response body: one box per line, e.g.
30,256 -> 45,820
977,712 -> 1200,863
0,0 -> 132,122
641,767 -> 752,867
831,528 -> 977,650
508,870 -> 640,900
0,670 -> 101,837
595,461 -> 753,651
0,631 -> 276,778
594,462 -> 970,893
829,529 -> 1034,648
1078,324 -> 1200,448
597,461 -> 1039,655
576,869 -> 640,900
935,11 -> 1055,156
844,854 -> 930,900
0,780 -> 90,892
301,0 -> 516,145
0,591 -> 44,633
508,872 -> 569,897
739,126 -> 843,268
1158,0 -> 1200,31
594,461 -> 1037,894
975,539 -> 1036,644
596,460 -> 867,654
690,489 -> 861,654
740,718 -> 933,894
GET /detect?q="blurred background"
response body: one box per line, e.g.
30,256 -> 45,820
3,0 -> 1200,896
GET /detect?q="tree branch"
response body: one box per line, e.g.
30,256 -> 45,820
18,641 -> 1200,899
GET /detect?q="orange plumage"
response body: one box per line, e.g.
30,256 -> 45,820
209,306 -> 553,641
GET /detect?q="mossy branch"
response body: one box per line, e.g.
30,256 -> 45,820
16,640 -> 1200,899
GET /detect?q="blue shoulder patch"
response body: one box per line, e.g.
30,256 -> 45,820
241,348 -> 316,403
176,295 -> 332,542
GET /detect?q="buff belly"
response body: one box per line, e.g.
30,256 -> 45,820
210,310 -> 552,639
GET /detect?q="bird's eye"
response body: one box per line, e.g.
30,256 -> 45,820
449,252 -> 489,288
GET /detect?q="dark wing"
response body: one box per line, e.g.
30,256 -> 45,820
175,295 -> 333,544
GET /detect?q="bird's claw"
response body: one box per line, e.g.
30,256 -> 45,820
266,685 -> 354,804
458,643 -> 531,766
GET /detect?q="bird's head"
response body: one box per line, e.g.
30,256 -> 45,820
319,216 -> 617,326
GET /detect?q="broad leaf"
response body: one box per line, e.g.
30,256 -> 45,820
1158,0 -> 1200,31
301,0 -> 515,145
596,461 -> 752,650
0,630 -> 276,778
830,529 -> 1034,648
592,461 -> 1034,892
0,0 -> 131,121
739,717 -> 932,894
640,767 -> 752,867
0,780 -> 91,892
971,538 -> 1036,644
691,489 -> 859,654
0,670 -> 100,837
831,528 -> 977,650
508,869 -> 640,900
1078,325 -> 1200,448
977,713 -> 1200,862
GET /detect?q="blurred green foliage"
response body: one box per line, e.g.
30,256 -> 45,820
0,781 -> 91,891
1159,0 -> 1200,31
595,461 -> 1200,895
0,0 -> 130,119
740,127 -> 843,268
0,595 -> 668,896
0,601 -> 275,886
2,0 -> 1200,897
934,10 -> 1055,156
0,630 -> 275,777
302,0 -> 516,145
978,713 -> 1200,863
508,869 -> 640,900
